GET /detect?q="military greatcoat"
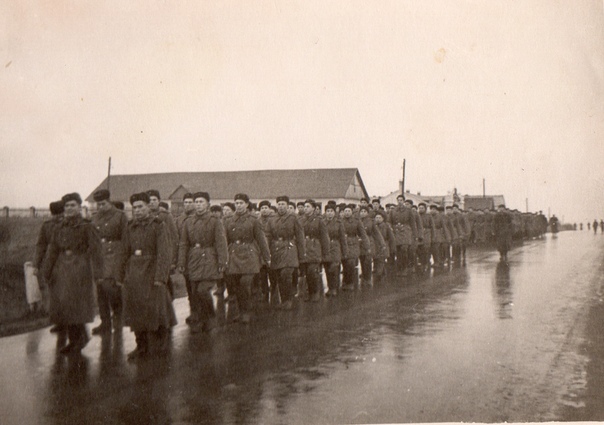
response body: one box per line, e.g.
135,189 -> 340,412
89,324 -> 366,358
92,205 -> 129,281
266,212 -> 306,269
341,216 -> 370,261
299,213 -> 330,264
224,211 -> 270,274
324,217 -> 348,263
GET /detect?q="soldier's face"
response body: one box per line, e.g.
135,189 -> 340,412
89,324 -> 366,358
64,200 -> 81,217
404,202 -> 412,209
375,214 -> 384,224
325,209 -> 335,219
132,201 -> 149,220
287,205 -> 295,214
97,199 -> 111,213
278,201 -> 289,215
148,196 -> 160,211
372,202 -> 380,210
360,200 -> 368,207
343,208 -> 352,218
304,203 -> 314,216
419,206 -> 426,214
359,209 -> 368,218
234,200 -> 248,214
223,206 -> 234,217
397,198 -> 405,206
183,198 -> 194,213
211,210 -> 222,219
260,205 -> 271,216
195,198 -> 209,214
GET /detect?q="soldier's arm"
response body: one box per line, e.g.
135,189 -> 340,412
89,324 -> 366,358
253,219 -> 271,264
387,224 -> 396,254
177,221 -> 190,272
165,214 -> 179,266
319,219 -> 330,262
339,222 -> 349,259
155,222 -> 171,284
373,224 -> 386,254
294,217 -> 306,261
358,221 -> 371,253
410,212 -> 418,239
87,224 -> 104,281
214,219 -> 229,269
33,222 -> 49,271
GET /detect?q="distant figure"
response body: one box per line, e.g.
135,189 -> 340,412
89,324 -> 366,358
159,201 -> 170,213
573,223 -> 577,231
588,222 -> 591,231
601,220 -> 604,234
549,215 -> 560,234
594,220 -> 599,234
580,223 -> 583,231
492,204 -> 513,262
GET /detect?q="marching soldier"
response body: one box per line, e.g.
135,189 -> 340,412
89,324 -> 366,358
452,205 -> 471,264
175,193 -> 196,323
341,204 -> 371,290
374,210 -> 395,281
33,200 -> 64,333
389,195 -> 418,277
266,196 -> 306,310
224,194 -> 270,323
359,206 -> 386,286
429,205 -> 451,268
299,199 -> 330,301
90,189 -> 129,335
408,202 -> 424,272
42,193 -> 103,354
323,204 -> 348,297
444,206 -> 459,266
178,192 -> 228,333
492,204 -> 513,262
417,202 -> 435,273
121,192 -> 176,360
258,200 -> 277,304
147,190 -> 179,298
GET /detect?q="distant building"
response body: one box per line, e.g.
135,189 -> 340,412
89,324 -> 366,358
86,168 -> 370,214
463,195 -> 506,211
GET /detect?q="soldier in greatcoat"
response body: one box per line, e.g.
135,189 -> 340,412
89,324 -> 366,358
266,196 -> 306,310
223,194 -> 270,323
452,204 -> 471,264
42,193 -> 103,354
33,200 -> 64,332
340,204 -> 371,290
175,193 -> 196,323
122,192 -> 177,360
359,206 -> 386,286
178,192 -> 228,333
429,205 -> 451,268
147,190 -> 179,298
374,210 -> 395,281
90,189 -> 129,335
417,202 -> 436,273
323,204 -> 348,297
444,206 -> 459,266
299,199 -> 330,301
258,200 -> 277,304
492,204 -> 513,262
389,195 -> 418,277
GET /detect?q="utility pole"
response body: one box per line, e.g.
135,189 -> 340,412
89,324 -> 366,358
482,178 -> 485,198
401,159 -> 406,195
107,157 -> 112,192
526,198 -> 528,213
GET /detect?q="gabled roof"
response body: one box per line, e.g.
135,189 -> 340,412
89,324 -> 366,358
86,168 -> 369,202
463,195 -> 506,210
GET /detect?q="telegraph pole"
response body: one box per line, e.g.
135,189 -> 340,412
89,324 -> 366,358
107,157 -> 112,192
482,178 -> 485,198
526,198 -> 528,213
401,159 -> 406,195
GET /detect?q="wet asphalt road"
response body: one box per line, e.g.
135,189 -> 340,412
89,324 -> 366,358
1,231 -> 604,424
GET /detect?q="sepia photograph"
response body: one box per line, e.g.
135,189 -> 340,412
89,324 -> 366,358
1,1 -> 604,424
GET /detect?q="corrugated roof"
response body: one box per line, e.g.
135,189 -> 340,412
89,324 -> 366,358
86,168 -> 369,202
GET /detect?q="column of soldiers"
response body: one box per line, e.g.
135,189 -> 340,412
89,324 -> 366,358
33,189 -> 552,361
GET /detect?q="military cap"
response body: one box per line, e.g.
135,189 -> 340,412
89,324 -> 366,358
159,201 -> 169,210
112,201 -> 125,211
429,204 -> 439,210
130,192 -> 150,205
223,202 -> 235,212
258,200 -> 271,209
288,201 -> 296,208
375,210 -> 387,219
146,189 -> 160,199
270,206 -> 277,212
304,199 -> 317,208
498,204 -> 506,209
359,205 -> 369,212
412,205 -> 418,210
452,203 -> 460,209
325,203 -> 336,212
234,193 -> 250,203
385,203 -> 395,209
445,205 -> 453,210
438,206 -> 445,212
404,199 -> 414,205
337,202 -> 347,211
62,192 -> 82,205
210,205 -> 222,213
371,198 -> 381,204
193,192 -> 210,202
276,195 -> 290,204
345,203 -> 356,211
182,192 -> 194,201
296,201 -> 305,207
327,200 -> 337,206
418,202 -> 427,208
360,197 -> 369,203
248,202 -> 258,211
49,201 -> 64,216
396,194 -> 405,200
93,189 -> 110,202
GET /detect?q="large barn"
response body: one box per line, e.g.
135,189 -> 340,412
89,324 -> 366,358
86,168 -> 370,214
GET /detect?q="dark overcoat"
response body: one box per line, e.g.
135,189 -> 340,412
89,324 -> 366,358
299,213 -> 330,264
224,211 -> 270,275
266,212 -> 306,269
92,205 -> 128,281
341,216 -> 370,261
324,217 -> 348,263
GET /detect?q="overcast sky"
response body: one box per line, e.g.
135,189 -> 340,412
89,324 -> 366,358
1,1 -> 603,223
